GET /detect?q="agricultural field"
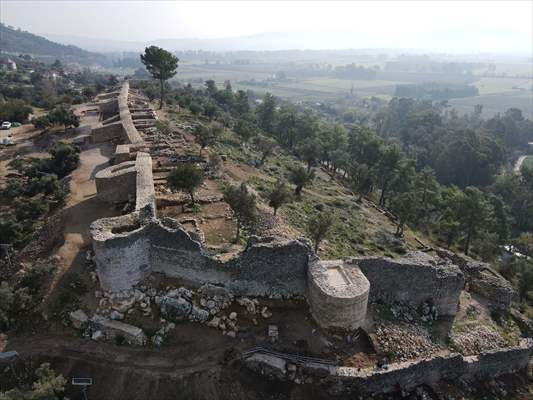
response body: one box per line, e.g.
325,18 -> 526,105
449,90 -> 532,118
232,78 -> 403,101
174,60 -> 532,117
473,76 -> 532,95
176,62 -> 272,83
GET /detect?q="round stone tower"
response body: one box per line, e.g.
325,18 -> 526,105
307,259 -> 370,330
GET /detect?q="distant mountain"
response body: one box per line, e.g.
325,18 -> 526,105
41,31 -> 412,53
0,23 -> 104,64
44,33 -> 145,53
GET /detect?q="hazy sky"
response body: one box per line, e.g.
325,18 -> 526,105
1,1 -> 532,53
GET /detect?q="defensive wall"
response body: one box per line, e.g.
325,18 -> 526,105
244,339 -> 533,395
350,253 -> 465,316
89,81 -> 514,334
82,81 -> 530,392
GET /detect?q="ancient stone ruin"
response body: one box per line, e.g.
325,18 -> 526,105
82,81 -> 529,394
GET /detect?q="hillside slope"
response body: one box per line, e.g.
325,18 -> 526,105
0,23 -> 103,64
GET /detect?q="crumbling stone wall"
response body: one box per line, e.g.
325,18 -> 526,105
114,144 -> 131,164
349,252 -> 464,316
118,80 -> 143,145
244,339 -> 533,395
92,81 -> 144,145
436,249 -> 515,310
134,152 -> 155,216
333,339 -> 533,394
95,161 -> 136,204
149,218 -> 228,285
98,98 -> 119,120
92,217 -> 315,298
91,122 -> 124,143
227,236 -> 312,297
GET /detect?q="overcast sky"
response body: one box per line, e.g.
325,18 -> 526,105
1,1 -> 532,53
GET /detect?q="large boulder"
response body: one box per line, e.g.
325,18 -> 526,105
91,315 -> 147,345
160,296 -> 192,321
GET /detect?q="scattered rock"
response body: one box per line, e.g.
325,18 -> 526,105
91,330 -> 103,341
111,297 -> 135,313
374,322 -> 442,362
69,310 -> 88,329
110,310 -> 124,321
206,316 -> 220,328
261,307 -> 272,319
190,305 -> 210,323
160,296 -> 192,322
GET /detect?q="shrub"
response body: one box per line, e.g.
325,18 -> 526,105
0,99 -> 32,123
307,212 -> 336,253
0,281 -> 15,331
289,165 -> 315,197
13,196 -> 49,221
49,141 -> 80,177
223,183 -> 257,242
167,164 -> 205,210
268,179 -> 292,215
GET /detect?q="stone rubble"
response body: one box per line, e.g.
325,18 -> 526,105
386,300 -> 439,324
449,324 -> 510,355
374,322 -> 442,362
73,282 -> 274,346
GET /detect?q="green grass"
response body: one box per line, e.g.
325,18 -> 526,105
246,150 -> 403,258
209,128 -> 431,259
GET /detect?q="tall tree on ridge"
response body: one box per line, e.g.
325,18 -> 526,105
141,46 -> 178,109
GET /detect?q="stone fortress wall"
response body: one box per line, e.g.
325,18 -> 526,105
86,81 -> 528,392
90,81 -> 385,331
244,339 -> 533,395
351,253 -> 465,316
88,81 -> 514,331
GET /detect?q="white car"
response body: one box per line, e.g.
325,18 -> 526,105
1,122 -> 11,130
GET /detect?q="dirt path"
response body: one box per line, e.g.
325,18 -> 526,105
6,334 -> 227,375
48,142 -> 117,294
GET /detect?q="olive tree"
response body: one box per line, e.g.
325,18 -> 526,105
268,179 -> 292,215
307,211 -> 335,253
167,164 -> 204,211
223,183 -> 257,242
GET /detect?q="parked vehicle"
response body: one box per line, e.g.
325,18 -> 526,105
1,122 -> 12,130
